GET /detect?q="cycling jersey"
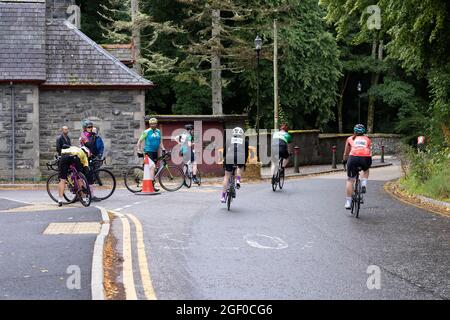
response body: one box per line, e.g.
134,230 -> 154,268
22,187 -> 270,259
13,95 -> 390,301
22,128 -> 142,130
272,130 -> 292,159
140,128 -> 161,153
179,131 -> 193,155
225,136 -> 249,171
61,146 -> 89,167
346,136 -> 372,157
272,130 -> 293,144
79,131 -> 99,156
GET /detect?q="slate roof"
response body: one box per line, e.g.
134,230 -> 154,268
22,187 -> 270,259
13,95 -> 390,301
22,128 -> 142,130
0,1 -> 46,81
102,44 -> 134,65
0,1 -> 152,88
44,21 -> 152,87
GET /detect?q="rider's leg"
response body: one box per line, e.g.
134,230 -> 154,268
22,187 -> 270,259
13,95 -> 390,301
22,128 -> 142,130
282,157 -> 289,169
345,157 -> 355,209
361,169 -> 369,193
345,178 -> 354,209
58,179 -> 67,200
236,167 -> 242,187
221,170 -> 231,202
271,159 -> 276,176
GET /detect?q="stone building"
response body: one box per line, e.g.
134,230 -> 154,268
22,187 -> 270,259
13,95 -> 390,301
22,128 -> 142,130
0,0 -> 153,180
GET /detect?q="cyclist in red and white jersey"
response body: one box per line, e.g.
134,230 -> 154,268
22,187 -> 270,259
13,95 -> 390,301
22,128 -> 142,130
342,124 -> 372,209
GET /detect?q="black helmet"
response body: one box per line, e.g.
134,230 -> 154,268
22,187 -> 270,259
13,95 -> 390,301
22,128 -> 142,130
185,124 -> 194,131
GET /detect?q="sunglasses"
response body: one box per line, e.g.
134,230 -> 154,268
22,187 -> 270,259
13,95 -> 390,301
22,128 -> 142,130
87,126 -> 93,128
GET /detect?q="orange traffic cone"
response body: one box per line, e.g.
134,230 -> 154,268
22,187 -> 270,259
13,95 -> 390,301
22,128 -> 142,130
136,154 -> 160,196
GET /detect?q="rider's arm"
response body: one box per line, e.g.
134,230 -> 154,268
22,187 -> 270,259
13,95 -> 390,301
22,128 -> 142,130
159,138 -> 166,153
136,131 -> 146,153
343,139 -> 351,161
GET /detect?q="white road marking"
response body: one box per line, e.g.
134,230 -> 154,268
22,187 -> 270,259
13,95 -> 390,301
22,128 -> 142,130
124,205 -> 132,208
0,197 -> 32,205
244,234 -> 288,250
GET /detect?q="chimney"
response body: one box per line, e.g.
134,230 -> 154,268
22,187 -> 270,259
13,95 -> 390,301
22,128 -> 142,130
46,0 -> 74,20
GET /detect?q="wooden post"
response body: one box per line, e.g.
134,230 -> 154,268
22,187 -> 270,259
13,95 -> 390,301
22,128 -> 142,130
273,19 -> 279,130
131,0 -> 141,75
211,9 -> 223,115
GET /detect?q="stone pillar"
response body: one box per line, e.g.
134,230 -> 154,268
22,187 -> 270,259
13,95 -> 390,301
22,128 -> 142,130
46,0 -> 74,20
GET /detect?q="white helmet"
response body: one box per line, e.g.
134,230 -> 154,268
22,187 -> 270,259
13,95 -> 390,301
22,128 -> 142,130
81,146 -> 91,158
232,127 -> 244,137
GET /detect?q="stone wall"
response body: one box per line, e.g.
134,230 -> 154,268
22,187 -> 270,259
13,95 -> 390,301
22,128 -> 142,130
256,131 -> 402,168
39,89 -> 145,176
0,84 -> 40,180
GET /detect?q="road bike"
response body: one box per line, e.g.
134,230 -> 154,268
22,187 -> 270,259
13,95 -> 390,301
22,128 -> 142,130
351,166 -> 364,218
124,150 -> 185,193
225,165 -> 238,211
46,158 -> 91,207
344,162 -> 364,218
182,160 -> 202,188
271,157 -> 285,192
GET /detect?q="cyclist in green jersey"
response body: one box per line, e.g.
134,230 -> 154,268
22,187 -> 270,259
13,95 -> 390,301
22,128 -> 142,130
271,124 -> 293,175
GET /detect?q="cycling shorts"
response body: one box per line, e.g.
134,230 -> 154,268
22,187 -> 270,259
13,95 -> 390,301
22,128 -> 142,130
224,164 -> 244,172
59,155 -> 83,180
347,155 -> 372,179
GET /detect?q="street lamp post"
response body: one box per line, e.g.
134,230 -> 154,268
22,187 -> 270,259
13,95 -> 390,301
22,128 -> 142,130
255,35 -> 262,162
357,81 -> 362,124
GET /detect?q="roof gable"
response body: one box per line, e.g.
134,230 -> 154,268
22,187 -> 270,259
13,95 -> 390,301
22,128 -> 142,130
44,21 -> 152,87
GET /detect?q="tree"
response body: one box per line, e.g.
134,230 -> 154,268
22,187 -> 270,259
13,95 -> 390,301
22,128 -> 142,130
379,0 -> 450,147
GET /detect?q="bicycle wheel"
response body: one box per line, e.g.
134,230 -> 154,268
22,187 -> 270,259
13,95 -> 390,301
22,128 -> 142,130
279,169 -> 285,190
46,173 -> 61,203
183,166 -> 192,188
92,169 -> 116,200
271,173 -> 278,192
351,181 -> 357,215
46,173 -> 76,204
64,178 -> 77,203
195,169 -> 202,186
76,172 -> 91,207
227,187 -> 233,211
124,166 -> 144,193
158,165 -> 184,192
355,180 -> 361,218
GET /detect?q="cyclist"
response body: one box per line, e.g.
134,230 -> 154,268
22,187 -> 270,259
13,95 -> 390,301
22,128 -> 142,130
220,127 -> 249,203
342,124 -> 372,210
178,124 -> 199,184
56,125 -> 71,156
271,123 -> 292,176
136,117 -> 166,183
57,146 -> 91,207
79,119 -> 99,157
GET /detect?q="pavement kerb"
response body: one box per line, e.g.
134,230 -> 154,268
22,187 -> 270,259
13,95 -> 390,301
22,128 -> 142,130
384,181 -> 450,219
260,162 -> 393,181
91,206 -> 110,300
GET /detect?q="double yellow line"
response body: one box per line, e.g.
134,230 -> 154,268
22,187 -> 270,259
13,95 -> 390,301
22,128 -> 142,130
110,211 -> 157,300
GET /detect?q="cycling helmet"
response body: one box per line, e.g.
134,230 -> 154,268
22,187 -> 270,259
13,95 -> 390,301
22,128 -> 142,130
81,146 -> 91,157
82,119 -> 93,129
185,124 -> 194,131
354,124 -> 366,135
149,117 -> 158,125
232,127 -> 244,137
280,123 -> 289,132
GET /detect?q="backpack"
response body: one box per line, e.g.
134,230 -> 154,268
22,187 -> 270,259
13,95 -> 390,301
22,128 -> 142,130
96,135 -> 105,157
